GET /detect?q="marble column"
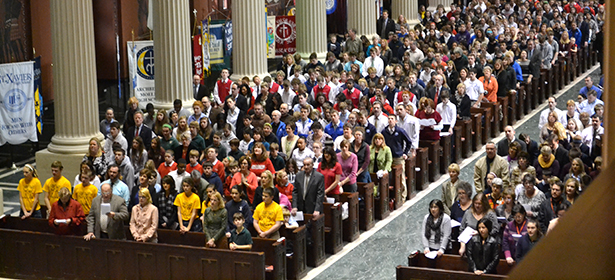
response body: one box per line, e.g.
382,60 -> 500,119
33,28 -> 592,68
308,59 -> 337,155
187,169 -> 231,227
296,0 -> 327,61
230,0 -> 269,82
392,0 -> 420,25
347,0 -> 377,40
429,0 -> 452,12
152,0 -> 193,110
36,0 -> 104,186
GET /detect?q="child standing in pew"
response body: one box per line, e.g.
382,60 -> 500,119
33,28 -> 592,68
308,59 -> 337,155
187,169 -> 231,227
253,188 -> 284,239
229,213 -> 253,251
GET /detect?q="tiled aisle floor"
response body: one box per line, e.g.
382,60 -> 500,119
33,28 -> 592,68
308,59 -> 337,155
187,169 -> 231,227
310,66 -> 602,280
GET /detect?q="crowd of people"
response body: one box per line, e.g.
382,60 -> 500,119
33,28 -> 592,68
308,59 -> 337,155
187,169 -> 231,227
16,0 -> 605,271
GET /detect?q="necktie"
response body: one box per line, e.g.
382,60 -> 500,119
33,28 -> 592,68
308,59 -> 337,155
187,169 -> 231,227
135,126 -> 139,137
193,85 -> 198,99
375,117 -> 378,131
304,173 -> 310,199
435,87 -> 440,104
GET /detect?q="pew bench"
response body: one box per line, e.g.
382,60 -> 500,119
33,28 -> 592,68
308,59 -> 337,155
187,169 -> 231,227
323,202 -> 343,254
470,111 -> 483,151
299,213 -> 325,267
280,225 -> 307,280
370,172 -> 390,220
405,156 -> 416,200
396,252 -> 514,280
413,148 -> 429,191
357,182 -> 375,231
420,140 -> 441,183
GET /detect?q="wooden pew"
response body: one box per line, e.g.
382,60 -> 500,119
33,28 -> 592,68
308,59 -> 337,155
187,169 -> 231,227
529,80 -> 539,111
562,56 -> 571,85
280,225 -> 307,280
498,96 -> 509,128
414,148 -> 429,191
420,140 -> 441,182
300,213 -> 325,267
471,107 -> 490,145
460,118 -> 473,158
558,58 -> 565,90
552,61 -> 560,93
405,156 -> 416,200
470,111 -> 483,151
357,182 -> 375,231
370,172 -> 390,220
336,192 -> 360,242
322,202 -> 343,254
0,222 -> 266,280
440,133 -> 452,175
539,69 -> 548,103
453,124 -> 463,163
397,252 -> 514,280
480,101 -> 499,138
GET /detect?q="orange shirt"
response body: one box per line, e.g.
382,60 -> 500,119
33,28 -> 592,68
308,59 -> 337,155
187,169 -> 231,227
231,172 -> 259,204
158,161 -> 177,178
479,76 -> 499,103
186,163 -> 204,176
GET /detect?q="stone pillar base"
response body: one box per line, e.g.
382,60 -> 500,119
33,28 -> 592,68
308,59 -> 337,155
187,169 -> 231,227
230,73 -> 270,84
35,149 -> 85,193
152,99 -> 195,111
296,51 -> 328,63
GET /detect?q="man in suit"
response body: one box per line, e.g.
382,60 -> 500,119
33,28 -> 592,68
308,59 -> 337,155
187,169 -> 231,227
193,74 -> 207,100
84,183 -> 129,240
426,74 -> 450,105
126,111 -> 153,154
474,142 -> 510,194
224,83 -> 248,113
527,39 -> 542,84
201,96 -> 222,124
292,158 -> 325,217
497,126 -> 527,156
376,10 -> 395,39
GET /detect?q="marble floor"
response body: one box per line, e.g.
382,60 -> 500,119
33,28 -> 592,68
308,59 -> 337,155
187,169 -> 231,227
308,66 -> 602,280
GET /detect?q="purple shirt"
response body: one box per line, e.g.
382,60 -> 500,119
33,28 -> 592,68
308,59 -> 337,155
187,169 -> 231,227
337,153 -> 358,185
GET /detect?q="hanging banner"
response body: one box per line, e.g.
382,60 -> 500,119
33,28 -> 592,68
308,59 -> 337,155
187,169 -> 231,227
193,33 -> 203,81
326,0 -> 337,14
224,21 -> 233,56
33,56 -> 43,134
0,61 -> 37,145
203,21 -> 211,77
206,22 -> 225,65
127,40 -> 155,107
267,16 -> 277,58
275,16 -> 297,57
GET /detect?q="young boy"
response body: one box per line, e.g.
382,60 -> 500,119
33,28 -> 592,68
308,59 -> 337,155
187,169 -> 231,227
43,161 -> 72,214
202,162 -> 224,195
239,128 -> 253,154
253,188 -> 284,239
282,206 -> 298,229
186,149 -> 204,176
204,147 -> 225,180
228,138 -> 246,162
269,143 -> 286,171
158,150 -> 178,177
207,132 -> 228,161
224,161 -> 240,198
72,170 -> 98,215
229,213 -> 253,251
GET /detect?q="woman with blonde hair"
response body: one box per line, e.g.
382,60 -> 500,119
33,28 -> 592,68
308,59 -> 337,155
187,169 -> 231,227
368,133 -> 392,178
173,116 -> 189,140
540,111 -> 566,143
84,137 -> 107,180
130,188 -> 159,242
18,164 -> 43,219
123,96 -> 139,134
251,170 -> 280,208
203,191 -> 228,248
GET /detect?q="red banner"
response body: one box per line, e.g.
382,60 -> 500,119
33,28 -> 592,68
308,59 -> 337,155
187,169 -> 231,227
193,34 -> 204,82
275,16 -> 296,57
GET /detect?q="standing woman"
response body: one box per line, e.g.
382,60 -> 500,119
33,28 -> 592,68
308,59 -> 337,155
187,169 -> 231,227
495,188 -> 516,222
153,109 -> 169,136
415,97 -> 443,141
281,122 -> 299,156
563,158 -> 586,184
249,143 -> 275,178
199,117 -> 215,147
318,147 -> 343,196
452,83 -> 472,120
466,218 -> 500,275
368,133 -> 392,179
442,163 -> 461,215
502,204 -> 528,264
174,177 -> 202,233
350,127 -> 371,183
459,193 -> 500,256
337,140 -> 358,193
252,170 -> 280,208
203,192 -> 228,248
84,137 -> 107,181
421,199 -> 452,258
18,164 -> 43,219
148,137 -> 165,168
479,66 -> 499,103
157,176 -> 178,230
130,136 -> 148,177
130,188 -> 159,242
123,96 -> 139,135
515,219 -> 543,262
231,156 -> 259,205
173,116 -> 189,140
564,178 -> 580,205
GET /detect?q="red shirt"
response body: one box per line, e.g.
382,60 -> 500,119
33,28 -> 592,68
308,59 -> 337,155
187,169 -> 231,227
186,163 -> 204,176
415,110 -> 443,141
318,162 -> 343,195
217,79 -> 233,103
48,199 -> 86,236
276,183 -> 295,203
344,87 -> 362,108
312,85 -> 332,100
158,161 -> 177,177
250,158 -> 275,178
211,160 -> 226,181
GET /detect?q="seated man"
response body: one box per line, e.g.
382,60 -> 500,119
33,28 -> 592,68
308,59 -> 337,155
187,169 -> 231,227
48,187 -> 85,236
84,183 -> 129,240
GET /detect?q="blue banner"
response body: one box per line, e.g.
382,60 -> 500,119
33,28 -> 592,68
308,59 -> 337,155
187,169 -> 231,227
326,0 -> 337,15
224,21 -> 233,56
33,56 -> 43,134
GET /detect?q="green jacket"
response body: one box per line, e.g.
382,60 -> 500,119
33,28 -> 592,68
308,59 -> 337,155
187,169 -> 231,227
368,146 -> 392,173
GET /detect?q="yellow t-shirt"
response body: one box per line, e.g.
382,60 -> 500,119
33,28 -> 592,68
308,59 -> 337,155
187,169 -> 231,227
18,178 -> 43,211
200,200 -> 211,215
174,193 -> 201,221
43,176 -> 71,206
72,183 -> 99,215
253,201 -> 284,233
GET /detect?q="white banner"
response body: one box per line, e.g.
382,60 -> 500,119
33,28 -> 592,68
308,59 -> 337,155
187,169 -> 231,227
0,61 -> 37,145
127,41 -> 155,107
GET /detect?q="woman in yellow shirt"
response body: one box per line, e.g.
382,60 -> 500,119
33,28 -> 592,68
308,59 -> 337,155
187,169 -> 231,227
18,164 -> 43,219
174,177 -> 202,233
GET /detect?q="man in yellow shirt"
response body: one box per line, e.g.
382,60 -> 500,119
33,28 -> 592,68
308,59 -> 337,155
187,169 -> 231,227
72,170 -> 99,215
44,161 -> 72,215
253,188 -> 284,239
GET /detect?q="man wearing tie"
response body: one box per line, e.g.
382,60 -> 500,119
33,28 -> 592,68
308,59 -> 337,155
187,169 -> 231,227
292,158 -> 325,217
193,74 -> 207,100
427,74 -> 451,105
376,10 -> 395,38
126,111 -> 153,154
